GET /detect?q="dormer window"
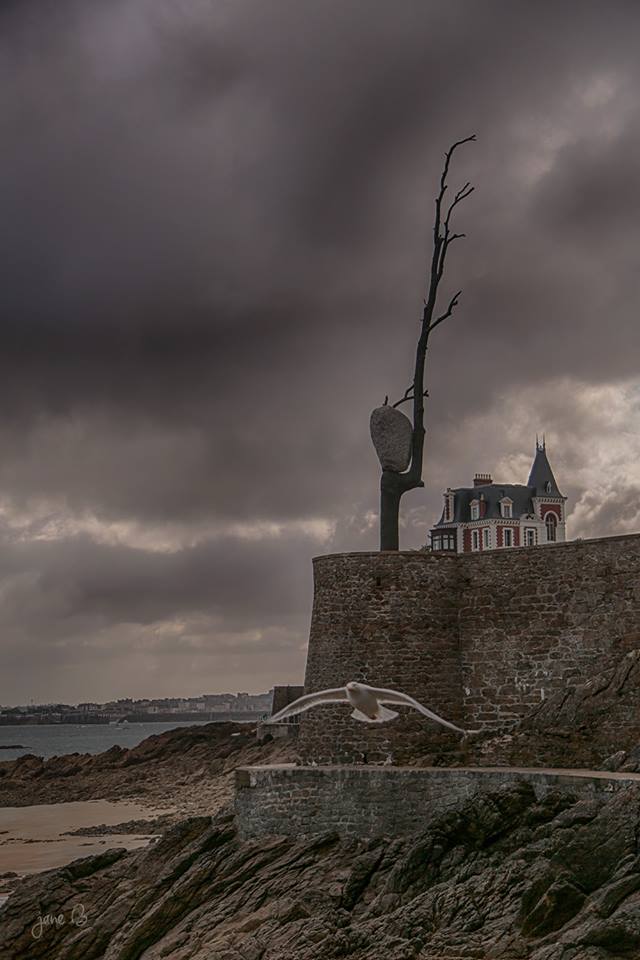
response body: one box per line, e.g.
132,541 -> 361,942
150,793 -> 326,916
443,489 -> 455,522
544,481 -> 552,493
470,499 -> 480,521
499,497 -> 513,519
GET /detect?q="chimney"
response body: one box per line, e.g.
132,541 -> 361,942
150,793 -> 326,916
473,473 -> 492,487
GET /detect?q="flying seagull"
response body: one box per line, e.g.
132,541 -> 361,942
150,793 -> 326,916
265,681 -> 474,735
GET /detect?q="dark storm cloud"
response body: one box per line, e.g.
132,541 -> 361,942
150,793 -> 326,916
1,0 -> 640,701
0,522 -> 314,700
0,527 -> 312,644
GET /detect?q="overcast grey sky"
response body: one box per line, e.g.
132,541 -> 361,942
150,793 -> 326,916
1,0 -> 640,704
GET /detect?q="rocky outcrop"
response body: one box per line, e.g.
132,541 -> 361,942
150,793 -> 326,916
0,723 -> 296,814
464,649 -> 640,770
3,780 -> 640,959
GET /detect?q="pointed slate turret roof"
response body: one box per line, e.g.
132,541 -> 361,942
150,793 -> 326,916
432,438 -> 565,529
527,441 -> 563,497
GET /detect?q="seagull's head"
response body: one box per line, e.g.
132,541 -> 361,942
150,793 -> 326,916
346,681 -> 361,692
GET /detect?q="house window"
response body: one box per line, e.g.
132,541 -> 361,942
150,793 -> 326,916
503,528 -> 513,547
483,528 -> 490,548
525,528 -> 536,546
545,512 -> 557,542
432,532 -> 456,551
501,500 -> 513,519
470,501 -> 480,521
472,530 -> 480,551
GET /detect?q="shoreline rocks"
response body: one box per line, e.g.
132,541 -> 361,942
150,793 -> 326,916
3,783 -> 640,959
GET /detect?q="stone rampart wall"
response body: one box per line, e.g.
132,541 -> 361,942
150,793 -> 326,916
298,551 -> 462,764
235,764 -> 639,839
459,536 -> 640,728
297,535 -> 640,763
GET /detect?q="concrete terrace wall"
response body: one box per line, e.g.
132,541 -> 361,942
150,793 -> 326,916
297,535 -> 640,763
235,765 -> 640,839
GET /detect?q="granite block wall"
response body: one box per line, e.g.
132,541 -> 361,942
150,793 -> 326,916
235,765 -> 638,839
459,535 -> 640,728
297,535 -> 640,763
297,551 -> 463,764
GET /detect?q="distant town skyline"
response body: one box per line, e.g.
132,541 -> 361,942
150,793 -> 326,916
2,1 -> 640,702
1,690 -> 273,714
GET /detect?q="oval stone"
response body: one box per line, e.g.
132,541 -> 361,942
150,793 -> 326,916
370,405 -> 412,472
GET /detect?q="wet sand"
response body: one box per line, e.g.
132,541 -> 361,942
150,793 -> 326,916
0,798 -> 173,876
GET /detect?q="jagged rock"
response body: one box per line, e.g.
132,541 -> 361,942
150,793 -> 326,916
370,405 -> 412,472
0,723 -> 296,813
602,750 -> 627,772
467,648 -> 640,770
3,782 -> 640,959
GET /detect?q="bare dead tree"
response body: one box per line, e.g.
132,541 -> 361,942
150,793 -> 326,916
378,136 -> 476,550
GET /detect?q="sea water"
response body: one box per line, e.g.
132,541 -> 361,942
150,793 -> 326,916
0,721 -> 215,762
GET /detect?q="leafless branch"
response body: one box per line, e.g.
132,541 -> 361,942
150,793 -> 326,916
428,290 -> 462,333
431,142 -> 474,287
437,179 -> 474,281
438,137 -> 477,202
391,384 -> 415,408
379,134 -> 475,550
433,137 -> 476,241
444,184 -> 474,232
392,395 -> 414,408
437,231 -> 468,282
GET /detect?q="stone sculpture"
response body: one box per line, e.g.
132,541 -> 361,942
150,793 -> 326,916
370,405 -> 412,473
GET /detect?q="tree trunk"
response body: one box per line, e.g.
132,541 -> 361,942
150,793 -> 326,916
375,135 -> 475,552
380,471 -> 402,550
380,469 -> 425,550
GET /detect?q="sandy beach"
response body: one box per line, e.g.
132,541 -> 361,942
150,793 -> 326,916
0,722 -> 295,908
0,798 -> 172,887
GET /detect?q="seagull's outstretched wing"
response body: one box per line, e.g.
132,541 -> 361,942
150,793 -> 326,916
265,687 -> 347,723
369,686 -> 467,734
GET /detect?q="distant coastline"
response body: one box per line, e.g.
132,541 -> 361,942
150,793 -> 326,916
0,719 -> 258,762
0,711 -> 266,726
